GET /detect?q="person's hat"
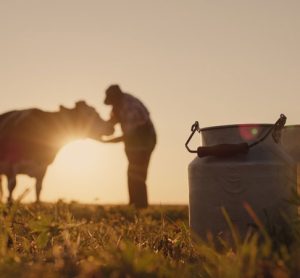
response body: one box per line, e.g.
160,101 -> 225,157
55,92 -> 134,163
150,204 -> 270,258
104,84 -> 123,104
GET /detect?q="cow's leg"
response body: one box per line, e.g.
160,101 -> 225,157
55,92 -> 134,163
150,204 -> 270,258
35,178 -> 43,203
35,170 -> 46,203
7,174 -> 17,203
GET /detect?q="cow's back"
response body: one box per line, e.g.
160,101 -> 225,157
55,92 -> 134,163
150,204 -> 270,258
0,108 -> 54,163
0,108 -> 46,134
0,110 -> 20,133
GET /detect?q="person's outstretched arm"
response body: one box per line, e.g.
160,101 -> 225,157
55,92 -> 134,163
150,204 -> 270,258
107,110 -> 118,125
100,135 -> 124,143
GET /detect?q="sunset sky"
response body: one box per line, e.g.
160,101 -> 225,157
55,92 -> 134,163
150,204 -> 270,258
0,0 -> 300,204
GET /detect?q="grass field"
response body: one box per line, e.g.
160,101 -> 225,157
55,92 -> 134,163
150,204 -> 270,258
0,198 -> 300,277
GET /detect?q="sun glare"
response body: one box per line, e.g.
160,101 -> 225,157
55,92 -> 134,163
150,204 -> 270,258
54,139 -> 99,172
0,140 -> 110,203
42,139 -> 109,202
40,139 -> 127,204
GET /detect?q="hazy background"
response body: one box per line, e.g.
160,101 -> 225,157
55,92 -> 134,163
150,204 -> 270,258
0,0 -> 299,204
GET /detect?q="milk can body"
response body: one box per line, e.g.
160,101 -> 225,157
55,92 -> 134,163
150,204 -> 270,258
282,125 -> 300,161
282,125 -> 300,195
188,124 -> 296,239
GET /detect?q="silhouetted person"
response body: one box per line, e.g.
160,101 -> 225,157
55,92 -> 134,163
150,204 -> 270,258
101,85 -> 156,208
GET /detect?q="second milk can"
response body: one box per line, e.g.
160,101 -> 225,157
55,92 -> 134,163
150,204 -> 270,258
282,125 -> 300,161
186,115 -> 296,239
282,125 -> 300,193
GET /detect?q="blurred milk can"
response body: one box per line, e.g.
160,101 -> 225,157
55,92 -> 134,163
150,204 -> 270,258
185,115 -> 296,239
282,125 -> 300,193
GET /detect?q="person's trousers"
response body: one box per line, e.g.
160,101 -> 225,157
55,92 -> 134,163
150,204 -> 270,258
124,121 -> 156,208
125,148 -> 153,208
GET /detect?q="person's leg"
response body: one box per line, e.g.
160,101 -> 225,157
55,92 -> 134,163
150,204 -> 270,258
126,149 -> 152,208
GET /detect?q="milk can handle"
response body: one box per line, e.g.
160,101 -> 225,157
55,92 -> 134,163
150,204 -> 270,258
185,114 -> 286,157
185,121 -> 249,156
185,121 -> 200,153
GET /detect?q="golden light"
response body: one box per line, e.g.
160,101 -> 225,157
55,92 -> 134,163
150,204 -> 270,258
54,139 -> 101,173
1,139 -> 127,203
42,139 -> 128,203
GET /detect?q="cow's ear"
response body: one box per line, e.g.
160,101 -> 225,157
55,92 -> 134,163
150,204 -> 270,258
75,101 -> 87,109
59,105 -> 68,112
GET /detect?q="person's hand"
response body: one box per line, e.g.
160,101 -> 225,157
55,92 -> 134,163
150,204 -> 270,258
99,136 -> 124,143
98,136 -> 109,143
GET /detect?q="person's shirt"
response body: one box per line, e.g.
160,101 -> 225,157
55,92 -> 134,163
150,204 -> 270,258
111,93 -> 151,134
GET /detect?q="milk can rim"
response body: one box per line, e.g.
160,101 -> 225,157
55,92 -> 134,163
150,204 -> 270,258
201,123 -> 273,131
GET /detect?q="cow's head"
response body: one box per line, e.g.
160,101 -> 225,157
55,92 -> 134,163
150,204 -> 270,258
59,101 -> 114,140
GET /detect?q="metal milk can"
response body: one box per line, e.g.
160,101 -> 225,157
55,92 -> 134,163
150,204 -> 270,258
282,125 -> 300,161
185,115 -> 296,239
282,125 -> 300,195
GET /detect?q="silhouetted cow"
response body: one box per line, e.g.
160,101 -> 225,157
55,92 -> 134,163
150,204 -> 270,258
0,101 -> 114,202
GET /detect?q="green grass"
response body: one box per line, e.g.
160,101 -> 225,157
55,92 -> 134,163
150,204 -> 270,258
0,199 -> 299,277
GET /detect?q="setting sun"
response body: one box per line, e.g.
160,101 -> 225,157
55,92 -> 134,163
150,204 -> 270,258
44,139 -> 128,204
54,139 -> 102,173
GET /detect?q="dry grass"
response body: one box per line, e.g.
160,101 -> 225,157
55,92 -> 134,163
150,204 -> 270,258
0,199 -> 299,277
